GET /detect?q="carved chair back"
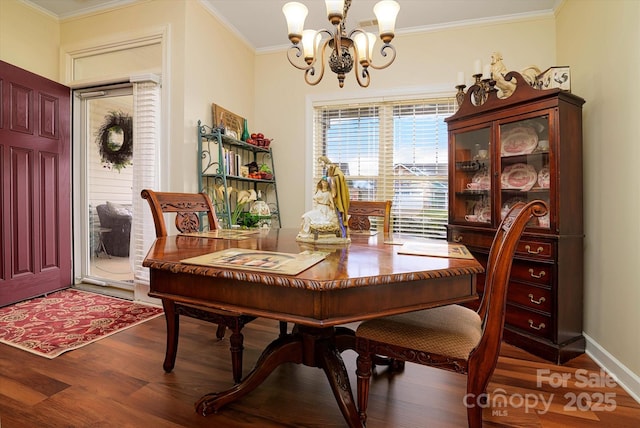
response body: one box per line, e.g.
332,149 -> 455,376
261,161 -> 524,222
348,200 -> 392,235
141,189 -> 253,384
141,189 -> 219,238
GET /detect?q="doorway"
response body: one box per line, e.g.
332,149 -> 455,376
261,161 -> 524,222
74,85 -> 135,294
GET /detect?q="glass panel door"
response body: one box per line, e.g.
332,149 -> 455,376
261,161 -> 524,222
75,85 -> 135,289
451,126 -> 491,225
498,115 -> 551,229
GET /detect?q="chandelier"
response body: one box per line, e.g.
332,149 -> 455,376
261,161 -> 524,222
282,0 -> 400,88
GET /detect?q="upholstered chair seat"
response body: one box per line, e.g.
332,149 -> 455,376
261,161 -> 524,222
357,305 -> 482,361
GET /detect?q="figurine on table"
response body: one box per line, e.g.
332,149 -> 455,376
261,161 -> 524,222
299,178 -> 339,236
296,156 -> 350,243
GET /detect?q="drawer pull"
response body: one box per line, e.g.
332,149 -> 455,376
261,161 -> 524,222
525,245 -> 544,255
528,269 -> 546,279
453,235 -> 463,243
528,294 -> 546,305
528,319 -> 546,330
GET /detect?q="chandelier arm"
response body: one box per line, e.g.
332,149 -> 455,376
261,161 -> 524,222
286,29 -> 332,71
286,45 -> 314,71
367,44 -> 397,70
304,37 -> 331,86
353,60 -> 371,88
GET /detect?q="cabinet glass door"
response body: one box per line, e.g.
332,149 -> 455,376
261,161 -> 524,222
451,126 -> 491,224
498,115 -> 551,229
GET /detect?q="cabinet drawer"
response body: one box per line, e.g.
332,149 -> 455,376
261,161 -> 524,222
515,239 -> 553,260
449,229 -> 493,249
510,261 -> 553,286
450,229 -> 555,262
507,282 -> 552,314
506,305 -> 553,340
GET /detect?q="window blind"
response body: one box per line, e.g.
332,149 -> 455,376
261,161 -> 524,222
130,77 -> 160,284
313,97 -> 455,238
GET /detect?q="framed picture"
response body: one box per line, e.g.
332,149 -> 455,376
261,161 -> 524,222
212,104 -> 244,139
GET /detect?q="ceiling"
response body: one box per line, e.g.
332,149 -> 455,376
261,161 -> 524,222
25,0 -> 559,51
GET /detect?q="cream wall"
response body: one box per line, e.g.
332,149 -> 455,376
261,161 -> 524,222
0,0 -> 59,80
255,17 -> 556,227
556,0 -> 640,379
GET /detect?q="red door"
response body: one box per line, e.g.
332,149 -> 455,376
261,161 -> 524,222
0,60 -> 72,306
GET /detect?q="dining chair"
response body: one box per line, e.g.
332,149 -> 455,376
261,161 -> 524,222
141,189 -> 255,383
348,200 -> 392,235
354,200 -> 548,427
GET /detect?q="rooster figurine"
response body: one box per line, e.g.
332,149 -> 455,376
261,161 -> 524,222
490,52 -> 541,98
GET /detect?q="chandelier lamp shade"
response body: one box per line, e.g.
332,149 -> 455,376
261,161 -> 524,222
282,0 -> 400,88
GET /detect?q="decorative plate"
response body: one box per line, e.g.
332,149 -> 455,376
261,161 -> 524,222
501,163 -> 537,191
501,126 -> 539,156
472,168 -> 491,190
477,207 -> 491,223
537,166 -> 550,188
474,200 -> 491,223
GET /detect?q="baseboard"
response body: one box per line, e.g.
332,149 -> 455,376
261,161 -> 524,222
584,332 -> 640,405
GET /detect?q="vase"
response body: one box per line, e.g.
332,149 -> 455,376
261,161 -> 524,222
250,191 -> 271,228
241,119 -> 250,142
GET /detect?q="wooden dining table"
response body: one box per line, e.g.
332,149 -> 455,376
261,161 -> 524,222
142,228 -> 483,428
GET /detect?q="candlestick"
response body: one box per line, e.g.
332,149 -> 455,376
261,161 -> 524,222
455,84 -> 466,107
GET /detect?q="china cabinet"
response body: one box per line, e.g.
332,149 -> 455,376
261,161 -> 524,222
197,121 -> 281,229
445,73 -> 585,364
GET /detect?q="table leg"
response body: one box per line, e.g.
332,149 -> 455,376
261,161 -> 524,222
317,339 -> 363,428
161,299 -> 179,373
196,334 -> 303,415
195,325 -> 363,428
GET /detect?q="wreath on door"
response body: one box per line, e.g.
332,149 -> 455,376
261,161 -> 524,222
96,111 -> 133,172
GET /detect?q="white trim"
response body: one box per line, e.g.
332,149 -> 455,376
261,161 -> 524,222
256,8 -> 559,55
21,0 -> 140,21
309,84 -> 455,107
584,332 -> 640,405
60,26 -> 168,87
130,73 -> 161,84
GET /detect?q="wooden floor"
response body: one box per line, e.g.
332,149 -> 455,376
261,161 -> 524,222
1,314 -> 639,427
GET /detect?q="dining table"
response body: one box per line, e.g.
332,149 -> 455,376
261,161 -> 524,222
142,228 -> 483,428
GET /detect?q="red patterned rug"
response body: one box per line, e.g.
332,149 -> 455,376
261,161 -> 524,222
0,288 -> 163,358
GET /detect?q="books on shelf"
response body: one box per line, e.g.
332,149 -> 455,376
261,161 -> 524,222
220,147 -> 243,176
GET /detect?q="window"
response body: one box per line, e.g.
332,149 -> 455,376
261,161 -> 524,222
313,97 -> 456,239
